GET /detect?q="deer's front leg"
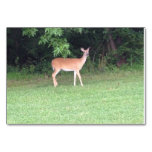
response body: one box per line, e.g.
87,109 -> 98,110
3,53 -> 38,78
74,71 -> 77,86
76,70 -> 83,86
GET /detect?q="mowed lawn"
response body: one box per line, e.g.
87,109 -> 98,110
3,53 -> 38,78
7,70 -> 144,124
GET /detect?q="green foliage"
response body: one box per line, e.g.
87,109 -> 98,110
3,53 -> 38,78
22,28 -> 71,58
7,28 -> 144,72
38,28 -> 64,45
105,50 -> 118,65
71,28 -> 83,34
104,28 -> 144,66
22,28 -> 38,37
29,64 -> 35,73
7,65 -> 19,73
104,64 -> 120,72
34,60 -> 51,74
117,46 -> 143,65
15,56 -> 19,65
38,28 -> 71,58
45,28 -> 63,36
52,38 -> 70,57
7,61 -> 51,75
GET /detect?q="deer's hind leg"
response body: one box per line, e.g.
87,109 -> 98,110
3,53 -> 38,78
52,69 -> 60,87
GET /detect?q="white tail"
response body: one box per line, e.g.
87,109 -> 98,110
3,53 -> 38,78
51,47 -> 90,87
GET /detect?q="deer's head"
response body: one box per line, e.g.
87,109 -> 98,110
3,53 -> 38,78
81,47 -> 90,57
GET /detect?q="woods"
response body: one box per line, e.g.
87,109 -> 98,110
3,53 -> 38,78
7,28 -> 144,74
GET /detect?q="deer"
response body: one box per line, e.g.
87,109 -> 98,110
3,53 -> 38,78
51,47 -> 90,87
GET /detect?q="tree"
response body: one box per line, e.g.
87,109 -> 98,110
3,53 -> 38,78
22,28 -> 83,58
7,27 -> 144,73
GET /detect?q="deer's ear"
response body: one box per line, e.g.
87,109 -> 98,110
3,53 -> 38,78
81,48 -> 85,52
87,47 -> 91,50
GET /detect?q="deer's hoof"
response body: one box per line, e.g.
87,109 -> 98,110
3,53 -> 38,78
54,83 -> 58,87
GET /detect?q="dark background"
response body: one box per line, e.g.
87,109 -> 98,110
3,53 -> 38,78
7,28 -> 144,74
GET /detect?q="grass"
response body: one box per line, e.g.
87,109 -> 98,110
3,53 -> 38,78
7,69 -> 144,124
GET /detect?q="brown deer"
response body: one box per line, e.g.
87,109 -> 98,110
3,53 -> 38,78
51,47 -> 90,87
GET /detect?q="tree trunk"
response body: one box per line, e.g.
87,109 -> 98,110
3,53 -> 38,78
108,34 -> 117,51
106,28 -> 117,51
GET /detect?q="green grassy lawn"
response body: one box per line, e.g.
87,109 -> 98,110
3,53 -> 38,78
7,69 -> 144,124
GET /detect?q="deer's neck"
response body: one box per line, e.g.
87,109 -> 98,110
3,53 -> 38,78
80,55 -> 87,65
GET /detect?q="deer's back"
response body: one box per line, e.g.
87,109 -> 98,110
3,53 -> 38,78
51,58 -> 82,70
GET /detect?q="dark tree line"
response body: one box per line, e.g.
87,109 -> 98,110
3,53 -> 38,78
7,28 -> 144,73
